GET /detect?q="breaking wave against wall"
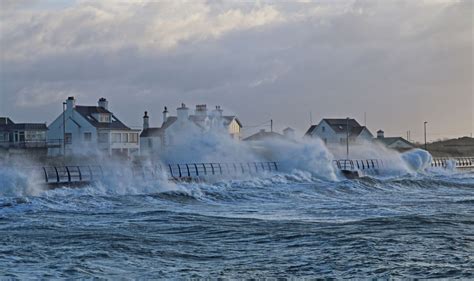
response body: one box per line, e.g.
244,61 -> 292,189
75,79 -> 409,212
0,132 -> 472,278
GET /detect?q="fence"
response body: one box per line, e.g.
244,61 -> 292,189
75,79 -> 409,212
131,162 -> 279,179
333,159 -> 383,171
39,162 -> 279,185
42,165 -> 103,184
431,157 -> 474,168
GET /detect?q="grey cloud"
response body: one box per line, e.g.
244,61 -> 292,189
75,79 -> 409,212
0,0 -> 471,140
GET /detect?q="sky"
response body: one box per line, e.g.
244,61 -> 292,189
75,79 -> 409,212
0,0 -> 472,141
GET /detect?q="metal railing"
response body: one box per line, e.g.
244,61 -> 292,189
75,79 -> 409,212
431,157 -> 474,168
333,159 -> 383,171
41,165 -> 103,184
131,162 -> 279,179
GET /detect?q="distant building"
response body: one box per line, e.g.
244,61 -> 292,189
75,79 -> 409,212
47,97 -> 140,157
242,129 -> 286,141
0,117 -> 49,155
375,130 -> 415,152
305,118 -> 374,145
140,104 -> 242,155
283,127 -> 295,139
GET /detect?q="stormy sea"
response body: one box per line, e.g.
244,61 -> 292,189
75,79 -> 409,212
0,161 -> 473,278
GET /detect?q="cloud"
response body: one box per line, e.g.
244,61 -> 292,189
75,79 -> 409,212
0,0 -> 472,140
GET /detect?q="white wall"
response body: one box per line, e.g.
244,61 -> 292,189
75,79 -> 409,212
47,109 -> 98,156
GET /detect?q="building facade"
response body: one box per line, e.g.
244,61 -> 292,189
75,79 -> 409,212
140,104 -> 242,155
305,118 -> 374,145
0,117 -> 49,156
375,130 -> 415,152
47,97 -> 140,157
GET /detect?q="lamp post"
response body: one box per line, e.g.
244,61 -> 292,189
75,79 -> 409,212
346,117 -> 350,159
63,102 -> 66,156
424,121 -> 428,151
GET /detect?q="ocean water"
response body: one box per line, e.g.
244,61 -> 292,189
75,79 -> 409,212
0,168 -> 473,278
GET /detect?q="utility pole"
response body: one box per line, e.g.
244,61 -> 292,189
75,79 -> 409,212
346,117 -> 350,159
62,102 -> 66,157
270,119 -> 273,133
424,121 -> 428,151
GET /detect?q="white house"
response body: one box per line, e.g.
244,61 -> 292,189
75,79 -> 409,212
140,103 -> 242,155
305,118 -> 374,145
0,117 -> 50,157
47,97 -> 140,157
374,130 -> 415,152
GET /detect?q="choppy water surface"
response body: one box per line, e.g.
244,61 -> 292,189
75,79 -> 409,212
0,170 -> 473,278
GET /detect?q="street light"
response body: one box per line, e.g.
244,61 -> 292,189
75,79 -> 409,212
424,121 -> 428,151
346,117 -> 350,159
63,102 -> 66,156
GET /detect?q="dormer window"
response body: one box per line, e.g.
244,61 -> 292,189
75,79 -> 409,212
99,114 -> 111,123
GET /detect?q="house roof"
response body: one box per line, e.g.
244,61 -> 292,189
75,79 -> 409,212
242,130 -> 285,141
0,117 -> 47,131
140,127 -> 163,137
305,118 -> 372,137
376,137 -> 414,147
140,117 -> 178,138
0,117 -> 14,126
304,125 -> 317,136
74,106 -> 131,130
223,116 -> 242,128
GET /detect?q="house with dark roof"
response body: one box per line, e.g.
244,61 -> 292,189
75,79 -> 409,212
374,130 -> 415,152
305,118 -> 374,146
47,97 -> 140,157
0,117 -> 48,154
242,129 -> 286,142
140,104 -> 242,155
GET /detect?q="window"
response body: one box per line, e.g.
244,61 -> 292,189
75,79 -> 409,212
122,133 -> 128,143
84,132 -> 92,142
98,133 -> 108,143
99,114 -> 111,123
26,131 -> 46,141
19,131 -> 25,142
112,133 -> 121,143
65,133 -> 72,144
129,133 -> 138,143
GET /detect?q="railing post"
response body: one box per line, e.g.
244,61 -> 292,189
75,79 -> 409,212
77,166 -> 82,181
194,164 -> 199,176
43,167 -> 49,183
202,163 -> 207,175
169,164 -> 174,178
185,164 -> 190,177
53,166 -> 60,182
211,163 -> 215,175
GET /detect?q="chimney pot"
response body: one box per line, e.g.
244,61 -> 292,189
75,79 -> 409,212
98,97 -> 108,110
143,111 -> 149,129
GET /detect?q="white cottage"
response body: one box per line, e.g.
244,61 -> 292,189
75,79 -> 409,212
140,104 -> 242,155
374,130 -> 415,152
47,97 -> 140,157
305,118 -> 374,145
